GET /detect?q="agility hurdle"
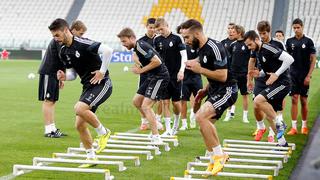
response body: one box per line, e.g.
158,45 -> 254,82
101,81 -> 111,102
223,147 -> 290,156
107,139 -> 171,151
198,151 -> 288,163
170,177 -> 209,180
13,165 -> 113,180
223,139 -> 296,150
223,143 -> 292,153
67,147 -> 153,160
52,153 -> 140,166
33,157 -> 126,172
105,144 -> 161,155
186,162 -> 279,176
114,132 -> 177,139
110,135 -> 179,147
184,170 -> 272,179
195,157 -> 283,169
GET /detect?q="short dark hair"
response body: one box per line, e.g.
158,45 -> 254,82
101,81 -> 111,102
243,30 -> 259,41
70,20 -> 87,31
117,27 -> 136,38
292,18 -> 303,26
176,25 -> 182,34
180,19 -> 203,32
154,18 -> 167,28
146,18 -> 156,25
275,30 -> 284,36
48,18 -> 69,31
257,21 -> 271,32
228,23 -> 236,27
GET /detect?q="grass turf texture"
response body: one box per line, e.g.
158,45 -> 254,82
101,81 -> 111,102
0,60 -> 319,180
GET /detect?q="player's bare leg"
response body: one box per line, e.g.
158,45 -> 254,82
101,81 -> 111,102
133,94 -> 149,130
300,96 -> 309,134
288,94 -> 299,135
163,99 -> 172,134
242,94 -> 249,123
180,100 -> 188,130
171,101 -> 181,134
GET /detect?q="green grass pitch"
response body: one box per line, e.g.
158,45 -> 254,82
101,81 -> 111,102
0,60 -> 319,179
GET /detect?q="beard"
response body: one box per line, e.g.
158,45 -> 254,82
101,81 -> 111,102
191,38 -> 200,49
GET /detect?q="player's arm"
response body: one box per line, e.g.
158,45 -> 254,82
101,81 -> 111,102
136,55 -> 162,74
177,35 -> 187,81
57,68 -> 77,81
200,68 -> 227,82
90,44 -> 113,84
304,40 -> 317,85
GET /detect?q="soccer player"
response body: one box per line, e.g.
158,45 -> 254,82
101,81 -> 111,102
49,19 -> 113,167
153,18 -> 188,135
38,20 -> 87,138
181,19 -> 238,175
248,21 -> 287,142
286,18 -> 317,135
137,18 -> 163,131
244,30 -> 293,148
225,25 -> 250,123
221,23 -> 237,121
176,25 -> 203,130
117,27 -> 169,143
275,30 -> 285,42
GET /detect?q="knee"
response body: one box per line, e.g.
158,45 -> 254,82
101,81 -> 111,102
141,103 -> 151,113
292,95 -> 299,104
74,102 -> 89,116
253,96 -> 264,109
75,121 -> 86,132
132,98 -> 142,109
195,112 -> 206,125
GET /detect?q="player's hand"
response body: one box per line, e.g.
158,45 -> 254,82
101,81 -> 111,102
248,68 -> 260,78
132,64 -> 142,74
266,72 -> 278,85
177,71 -> 184,82
185,60 -> 202,74
247,80 -> 254,92
57,70 -> 66,81
59,81 -> 64,89
195,88 -> 208,103
304,75 -> 311,86
90,70 -> 104,84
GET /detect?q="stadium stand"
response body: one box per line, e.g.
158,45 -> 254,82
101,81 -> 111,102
0,0 -> 319,50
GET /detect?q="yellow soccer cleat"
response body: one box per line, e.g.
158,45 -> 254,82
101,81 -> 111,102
78,157 -> 98,168
202,163 -> 214,178
96,129 -> 111,153
211,153 -> 229,175
252,128 -> 258,136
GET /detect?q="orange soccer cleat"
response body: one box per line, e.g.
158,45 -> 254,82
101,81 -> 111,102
287,128 -> 298,135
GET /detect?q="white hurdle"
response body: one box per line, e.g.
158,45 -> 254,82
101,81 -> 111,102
224,143 -> 292,153
110,135 -> 179,147
33,157 -> 126,172
52,153 -> 141,166
223,139 -> 296,150
68,147 -> 153,160
108,139 -> 171,152
223,147 -> 290,156
114,132 -> 177,139
186,162 -> 279,176
106,144 -> 161,155
13,165 -> 113,180
184,170 -> 273,179
195,157 -> 283,169
170,177 -> 209,180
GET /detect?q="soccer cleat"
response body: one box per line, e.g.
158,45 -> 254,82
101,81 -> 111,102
276,142 -> 289,147
223,114 -> 231,122
301,127 -> 309,135
287,128 -> 298,135
139,123 -> 149,131
255,128 -> 266,141
267,135 -> 275,143
252,128 -> 258,136
96,128 -> 111,153
44,129 -> 66,138
78,157 -> 98,168
230,113 -> 235,118
276,121 -> 287,139
242,117 -> 249,123
171,128 -> 178,135
161,130 -> 172,136
179,124 -> 188,131
189,119 -> 196,129
211,154 -> 229,175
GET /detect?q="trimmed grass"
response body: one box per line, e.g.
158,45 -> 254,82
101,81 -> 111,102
0,59 -> 319,179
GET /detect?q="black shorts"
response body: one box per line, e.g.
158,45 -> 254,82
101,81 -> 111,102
38,74 -> 59,102
162,79 -> 182,102
234,74 -> 248,95
139,73 -> 148,88
80,78 -> 113,113
253,77 -> 268,98
258,78 -> 290,111
137,75 -> 169,100
181,75 -> 203,101
289,75 -> 309,97
207,84 -> 238,120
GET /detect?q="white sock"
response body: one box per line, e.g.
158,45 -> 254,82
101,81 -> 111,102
230,105 -> 236,114
292,120 -> 297,129
243,110 -> 248,119
225,109 -> 231,117
95,124 -> 107,136
155,114 -> 161,122
173,114 -> 180,130
141,118 -> 148,124
50,123 -> 57,132
164,117 -> 171,131
257,121 -> 266,130
86,148 -> 96,159
278,136 -> 287,146
268,127 -> 275,136
302,120 -> 307,128
181,119 -> 187,126
213,145 -> 223,156
207,151 -> 215,163
276,112 -> 283,121
45,125 -> 52,134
